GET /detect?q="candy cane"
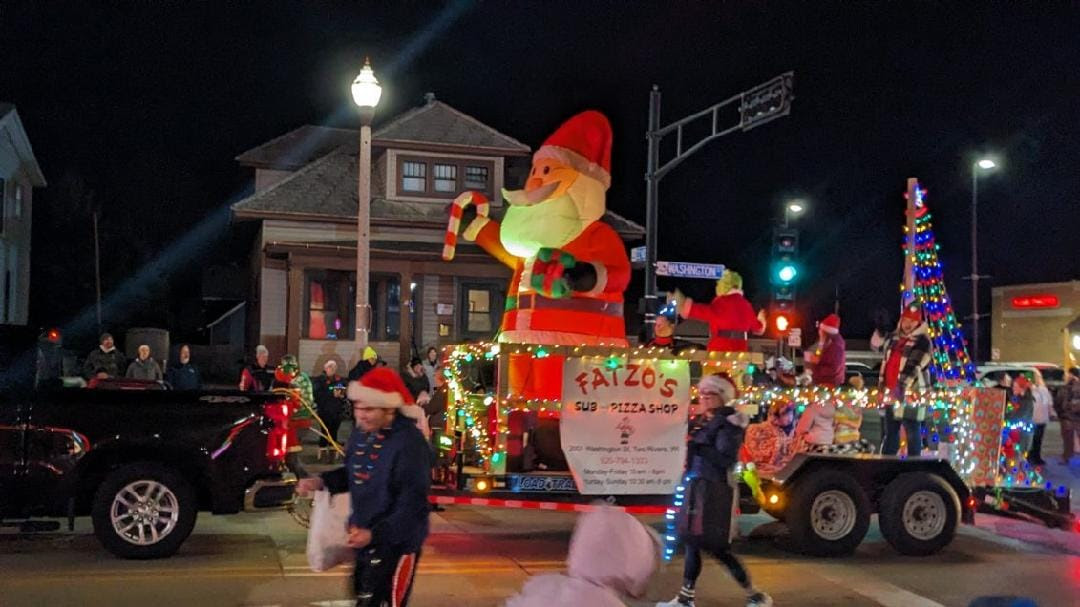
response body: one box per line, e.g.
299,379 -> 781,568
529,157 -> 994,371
443,191 -> 490,261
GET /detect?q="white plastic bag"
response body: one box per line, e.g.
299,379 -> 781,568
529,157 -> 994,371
306,489 -> 353,572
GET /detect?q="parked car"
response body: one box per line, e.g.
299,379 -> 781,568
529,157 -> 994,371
1,325 -> 296,558
976,362 -> 1064,390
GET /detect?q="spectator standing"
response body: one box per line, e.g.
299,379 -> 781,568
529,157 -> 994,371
403,358 -> 430,404
126,345 -> 163,381
296,368 -> 431,607
806,314 -> 845,387
83,333 -> 127,379
877,305 -> 932,457
239,345 -> 275,391
421,346 -> 440,392
1028,369 -> 1052,465
313,360 -> 348,460
348,346 -> 379,381
1053,367 -> 1080,464
166,344 -> 202,390
1008,375 -> 1035,457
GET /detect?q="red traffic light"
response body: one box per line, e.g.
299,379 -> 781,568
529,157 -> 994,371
774,314 -> 791,333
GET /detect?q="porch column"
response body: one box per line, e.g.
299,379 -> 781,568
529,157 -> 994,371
399,265 -> 414,363
286,260 -> 304,357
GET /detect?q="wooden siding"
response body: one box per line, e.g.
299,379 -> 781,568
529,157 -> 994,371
299,338 -> 400,377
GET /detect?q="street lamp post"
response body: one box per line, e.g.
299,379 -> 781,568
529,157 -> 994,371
351,58 -> 382,348
969,157 -> 997,363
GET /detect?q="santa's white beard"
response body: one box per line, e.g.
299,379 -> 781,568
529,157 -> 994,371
500,178 -> 605,258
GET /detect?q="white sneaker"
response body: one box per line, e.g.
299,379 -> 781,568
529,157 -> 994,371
747,590 -> 773,607
656,598 -> 693,607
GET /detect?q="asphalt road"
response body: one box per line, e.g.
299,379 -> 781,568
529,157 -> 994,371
1,503 -> 1077,607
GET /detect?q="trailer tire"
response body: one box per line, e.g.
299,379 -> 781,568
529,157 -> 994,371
787,470 -> 870,556
879,472 -> 959,556
91,462 -> 197,559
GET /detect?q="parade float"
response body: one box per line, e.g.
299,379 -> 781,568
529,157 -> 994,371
430,109 -> 1072,553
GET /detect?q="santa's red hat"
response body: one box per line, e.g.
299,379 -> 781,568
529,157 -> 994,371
533,110 -> 612,188
819,313 -> 841,335
901,304 -> 922,322
699,372 -> 738,403
347,367 -> 415,408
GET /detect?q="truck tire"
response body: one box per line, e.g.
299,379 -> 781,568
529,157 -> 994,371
91,462 -> 198,559
879,472 -> 959,556
787,469 -> 870,556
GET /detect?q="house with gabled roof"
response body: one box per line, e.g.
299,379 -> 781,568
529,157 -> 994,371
0,103 -> 47,325
231,93 -> 644,373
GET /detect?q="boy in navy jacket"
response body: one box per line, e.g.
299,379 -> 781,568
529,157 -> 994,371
299,367 -> 431,607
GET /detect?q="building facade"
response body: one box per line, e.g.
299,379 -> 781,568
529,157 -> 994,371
232,95 -> 644,374
0,104 -> 46,325
990,280 -> 1080,364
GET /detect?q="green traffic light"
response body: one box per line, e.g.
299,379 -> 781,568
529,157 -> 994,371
777,264 -> 797,282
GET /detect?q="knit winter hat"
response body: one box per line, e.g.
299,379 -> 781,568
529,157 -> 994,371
361,346 -> 378,363
819,313 -> 841,334
347,367 -> 415,409
698,373 -> 738,403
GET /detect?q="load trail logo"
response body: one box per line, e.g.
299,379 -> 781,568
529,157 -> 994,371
512,475 -> 578,492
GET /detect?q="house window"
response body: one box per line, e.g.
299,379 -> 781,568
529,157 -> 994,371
459,282 -> 503,340
303,270 -> 403,341
304,270 -> 354,340
464,166 -> 488,190
433,164 -> 457,192
401,161 -> 426,192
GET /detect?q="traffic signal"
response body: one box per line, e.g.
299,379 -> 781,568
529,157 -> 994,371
771,229 -> 800,287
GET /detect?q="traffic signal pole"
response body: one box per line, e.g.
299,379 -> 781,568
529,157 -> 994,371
641,72 -> 795,342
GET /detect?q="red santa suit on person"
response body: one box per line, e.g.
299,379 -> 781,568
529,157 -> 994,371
676,269 -> 765,351
447,111 -> 631,346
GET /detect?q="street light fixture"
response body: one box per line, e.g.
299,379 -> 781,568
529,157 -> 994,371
968,155 -> 999,363
783,199 -> 806,228
352,58 -> 382,347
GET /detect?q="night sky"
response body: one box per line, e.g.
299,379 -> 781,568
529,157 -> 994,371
3,2 -> 1078,355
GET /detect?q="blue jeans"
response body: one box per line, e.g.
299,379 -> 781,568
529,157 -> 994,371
882,408 -> 922,456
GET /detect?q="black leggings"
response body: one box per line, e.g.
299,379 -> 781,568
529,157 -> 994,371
683,540 -> 750,590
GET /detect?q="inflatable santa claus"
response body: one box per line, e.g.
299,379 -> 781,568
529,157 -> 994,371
443,111 -> 630,346
676,269 -> 766,352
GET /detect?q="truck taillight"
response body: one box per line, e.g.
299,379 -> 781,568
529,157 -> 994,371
264,400 -> 292,464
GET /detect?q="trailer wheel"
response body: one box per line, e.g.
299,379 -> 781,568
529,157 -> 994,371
879,472 -> 959,556
787,470 -> 870,556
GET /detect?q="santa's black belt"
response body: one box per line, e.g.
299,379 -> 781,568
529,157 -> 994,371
513,294 -> 623,317
715,330 -> 748,339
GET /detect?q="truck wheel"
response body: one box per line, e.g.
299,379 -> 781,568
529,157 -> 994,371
879,472 -> 959,556
787,470 -> 870,556
91,462 -> 197,559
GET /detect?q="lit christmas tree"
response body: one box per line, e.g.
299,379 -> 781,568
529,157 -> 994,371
902,183 -> 977,385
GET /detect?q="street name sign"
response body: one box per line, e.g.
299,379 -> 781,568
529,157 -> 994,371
655,261 -> 725,280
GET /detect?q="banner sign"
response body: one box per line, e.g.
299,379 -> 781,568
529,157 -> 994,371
560,358 -> 690,494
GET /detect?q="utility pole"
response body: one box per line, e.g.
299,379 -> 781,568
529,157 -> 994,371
93,210 -> 102,332
641,72 -> 795,341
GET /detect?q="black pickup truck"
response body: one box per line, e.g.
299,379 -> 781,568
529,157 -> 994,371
0,325 -> 295,558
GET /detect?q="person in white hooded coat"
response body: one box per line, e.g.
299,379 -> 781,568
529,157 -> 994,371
505,506 -> 661,607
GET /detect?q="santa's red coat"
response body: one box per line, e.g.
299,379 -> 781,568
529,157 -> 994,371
472,219 -> 630,345
686,293 -> 764,351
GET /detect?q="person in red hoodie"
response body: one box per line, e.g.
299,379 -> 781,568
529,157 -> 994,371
806,314 -> 845,387
675,270 -> 765,352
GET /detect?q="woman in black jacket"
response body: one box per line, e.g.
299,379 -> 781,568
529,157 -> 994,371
657,373 -> 772,607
